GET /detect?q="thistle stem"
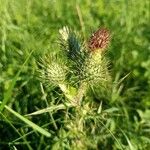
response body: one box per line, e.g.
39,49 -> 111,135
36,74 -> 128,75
74,82 -> 87,106
59,82 -> 87,106
58,84 -> 74,101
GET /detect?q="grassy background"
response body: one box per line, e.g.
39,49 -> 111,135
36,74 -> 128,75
0,0 -> 150,149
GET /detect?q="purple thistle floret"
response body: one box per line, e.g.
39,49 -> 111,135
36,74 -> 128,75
88,28 -> 110,52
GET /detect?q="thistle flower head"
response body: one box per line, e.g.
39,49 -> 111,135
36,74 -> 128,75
59,26 -> 69,41
38,55 -> 67,86
80,53 -> 110,85
88,28 -> 110,53
79,28 -> 111,86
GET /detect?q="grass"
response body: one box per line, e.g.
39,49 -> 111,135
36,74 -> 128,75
0,0 -> 150,149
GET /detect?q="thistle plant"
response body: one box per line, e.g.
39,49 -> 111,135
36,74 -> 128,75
38,26 -> 111,149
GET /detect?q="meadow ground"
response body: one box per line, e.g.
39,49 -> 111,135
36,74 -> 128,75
0,0 -> 150,149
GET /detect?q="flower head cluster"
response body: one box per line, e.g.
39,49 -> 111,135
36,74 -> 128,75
88,28 -> 110,53
38,27 -> 111,88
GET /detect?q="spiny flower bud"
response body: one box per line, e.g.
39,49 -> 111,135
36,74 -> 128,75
59,26 -> 69,41
80,53 -> 109,85
38,55 -> 67,86
88,28 -> 110,53
79,28 -> 111,86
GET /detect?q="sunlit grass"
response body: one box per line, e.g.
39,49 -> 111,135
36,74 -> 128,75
0,0 -> 150,149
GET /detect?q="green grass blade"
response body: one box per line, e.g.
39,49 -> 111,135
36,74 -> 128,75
0,50 -> 34,112
0,112 -> 33,150
0,101 -> 51,137
25,103 -> 73,116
